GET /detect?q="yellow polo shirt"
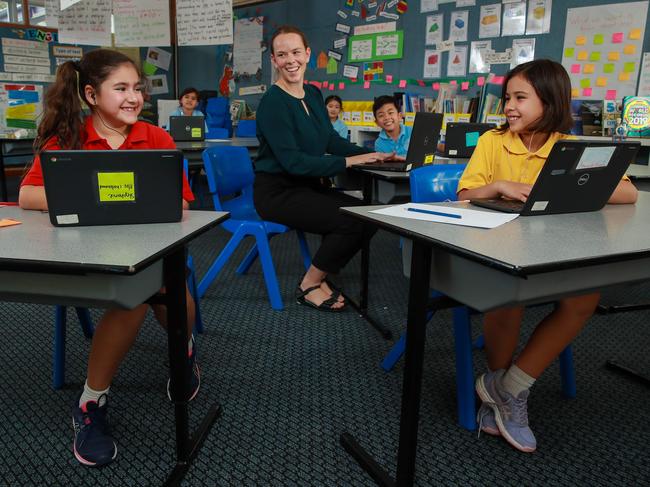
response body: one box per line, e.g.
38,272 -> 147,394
458,130 -> 574,192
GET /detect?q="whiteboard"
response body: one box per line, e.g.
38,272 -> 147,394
561,1 -> 648,101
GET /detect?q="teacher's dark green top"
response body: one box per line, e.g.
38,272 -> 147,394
255,84 -> 368,177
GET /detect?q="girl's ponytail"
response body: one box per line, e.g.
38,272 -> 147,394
34,60 -> 85,153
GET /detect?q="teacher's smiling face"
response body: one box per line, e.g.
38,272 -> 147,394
271,33 -> 311,86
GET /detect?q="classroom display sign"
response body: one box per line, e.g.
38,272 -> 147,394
348,31 -> 403,62
622,96 -> 650,136
561,1 -> 648,101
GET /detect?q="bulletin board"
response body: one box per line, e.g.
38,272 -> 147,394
348,31 -> 404,62
561,1 -> 648,100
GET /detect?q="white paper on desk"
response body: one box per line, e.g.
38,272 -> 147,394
370,203 -> 519,229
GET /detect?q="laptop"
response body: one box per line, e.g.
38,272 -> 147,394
169,115 -> 205,142
360,112 -> 444,172
444,122 -> 496,158
470,140 -> 640,216
41,150 -> 184,226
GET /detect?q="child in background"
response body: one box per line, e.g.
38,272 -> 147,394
325,95 -> 349,139
457,59 -> 637,453
373,95 -> 412,156
19,49 -> 200,467
170,86 -> 208,131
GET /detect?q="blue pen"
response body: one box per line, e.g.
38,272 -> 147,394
406,207 -> 462,219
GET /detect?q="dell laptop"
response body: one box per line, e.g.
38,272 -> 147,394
444,122 -> 496,158
169,115 -> 205,142
360,112 -> 444,172
41,150 -> 184,226
470,140 -> 640,216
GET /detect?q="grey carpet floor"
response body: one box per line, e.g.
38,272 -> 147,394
0,225 -> 648,486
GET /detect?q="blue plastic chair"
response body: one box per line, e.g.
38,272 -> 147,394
381,164 -> 576,430
235,120 -> 256,138
206,127 -> 229,139
197,145 -> 311,310
205,97 -> 232,137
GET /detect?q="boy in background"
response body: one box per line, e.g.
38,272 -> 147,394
373,95 -> 412,157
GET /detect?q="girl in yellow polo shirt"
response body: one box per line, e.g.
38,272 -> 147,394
457,59 -> 638,453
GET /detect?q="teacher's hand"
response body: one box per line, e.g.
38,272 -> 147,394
345,152 -> 396,167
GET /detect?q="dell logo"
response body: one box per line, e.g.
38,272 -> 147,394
577,173 -> 590,186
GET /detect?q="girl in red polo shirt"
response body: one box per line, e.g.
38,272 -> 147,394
19,49 -> 198,468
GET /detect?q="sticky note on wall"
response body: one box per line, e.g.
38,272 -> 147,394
624,62 -> 635,72
596,77 -> 607,87
619,72 -> 631,81
571,64 -> 580,74
564,48 -> 575,58
603,63 -> 615,73
605,89 -> 617,100
593,34 -> 604,45
589,52 -> 601,61
577,51 -> 588,61
583,64 -> 595,74
612,32 -> 624,43
580,78 -> 591,88
583,88 -> 593,96
624,45 -> 636,55
608,51 -> 620,61
575,36 -> 586,45
571,88 -> 579,97
629,28 -> 641,40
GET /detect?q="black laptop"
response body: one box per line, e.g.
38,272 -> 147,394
444,122 -> 496,157
470,140 -> 640,216
41,150 -> 184,226
169,115 -> 205,142
360,112 -> 444,172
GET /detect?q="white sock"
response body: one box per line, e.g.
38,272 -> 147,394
500,364 -> 535,397
79,380 -> 109,408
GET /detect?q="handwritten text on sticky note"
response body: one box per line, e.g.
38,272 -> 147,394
97,172 -> 136,202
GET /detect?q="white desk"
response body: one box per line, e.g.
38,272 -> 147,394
0,207 -> 228,487
340,193 -> 650,486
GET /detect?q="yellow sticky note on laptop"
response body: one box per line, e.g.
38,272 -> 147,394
97,172 -> 136,202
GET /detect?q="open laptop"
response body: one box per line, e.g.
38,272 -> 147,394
470,140 -> 640,216
169,115 -> 205,142
444,122 -> 496,157
360,112 -> 444,172
41,150 -> 184,226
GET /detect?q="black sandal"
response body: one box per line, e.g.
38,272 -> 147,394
296,283 -> 346,312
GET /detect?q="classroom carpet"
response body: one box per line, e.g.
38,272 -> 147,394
0,222 -> 649,486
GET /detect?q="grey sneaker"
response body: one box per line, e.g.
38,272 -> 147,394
475,370 -> 537,452
477,403 -> 500,436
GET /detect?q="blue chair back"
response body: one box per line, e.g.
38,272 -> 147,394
206,127 -> 229,139
409,163 -> 467,203
202,145 -> 258,220
236,120 -> 256,137
205,97 -> 232,136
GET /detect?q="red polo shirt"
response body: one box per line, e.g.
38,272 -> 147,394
22,117 -> 194,202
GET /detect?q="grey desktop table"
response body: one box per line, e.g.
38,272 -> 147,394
628,163 -> 650,192
0,206 -> 228,487
177,137 -> 260,166
339,193 -> 650,487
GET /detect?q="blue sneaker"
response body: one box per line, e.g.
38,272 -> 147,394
475,370 -> 537,452
72,395 -> 117,467
167,335 -> 200,402
477,403 -> 500,436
